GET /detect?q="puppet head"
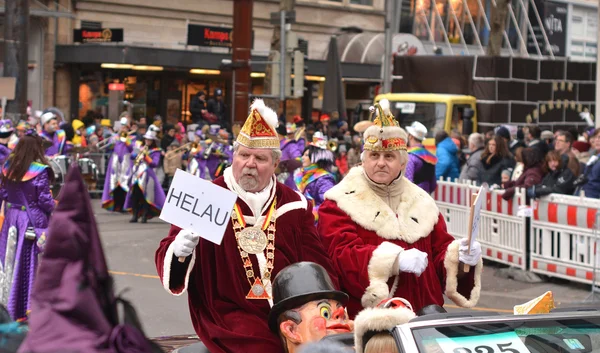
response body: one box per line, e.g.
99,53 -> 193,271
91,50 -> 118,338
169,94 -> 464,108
269,262 -> 352,353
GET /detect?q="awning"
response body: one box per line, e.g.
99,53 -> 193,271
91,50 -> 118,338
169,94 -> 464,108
323,32 -> 427,64
0,0 -> 75,18
55,44 -> 382,80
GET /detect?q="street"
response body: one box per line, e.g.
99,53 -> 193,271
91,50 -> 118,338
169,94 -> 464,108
93,200 -> 594,339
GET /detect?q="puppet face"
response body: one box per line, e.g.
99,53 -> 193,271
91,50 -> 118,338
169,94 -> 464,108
280,299 -> 353,349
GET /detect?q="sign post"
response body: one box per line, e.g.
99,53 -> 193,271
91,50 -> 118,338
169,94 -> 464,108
159,169 -> 238,262
464,183 -> 488,272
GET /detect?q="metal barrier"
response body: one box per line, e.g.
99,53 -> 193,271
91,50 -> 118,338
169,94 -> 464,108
530,194 -> 600,285
433,179 -> 528,270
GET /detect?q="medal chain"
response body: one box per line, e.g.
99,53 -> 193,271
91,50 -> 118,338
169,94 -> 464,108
232,197 -> 277,288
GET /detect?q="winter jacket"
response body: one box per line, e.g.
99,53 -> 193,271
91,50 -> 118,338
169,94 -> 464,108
435,137 -> 460,181
481,155 -> 516,187
502,165 -> 544,201
459,148 -> 484,184
581,155 -> 600,198
531,167 -> 576,198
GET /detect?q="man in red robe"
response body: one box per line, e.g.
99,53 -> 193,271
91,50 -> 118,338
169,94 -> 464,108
155,99 -> 338,353
317,99 -> 483,318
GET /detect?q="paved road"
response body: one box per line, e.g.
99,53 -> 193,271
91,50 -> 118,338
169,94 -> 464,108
92,200 -> 594,338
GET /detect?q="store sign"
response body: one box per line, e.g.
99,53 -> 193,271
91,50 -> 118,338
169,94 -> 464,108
74,28 -> 124,43
187,24 -> 254,48
543,1 -> 568,56
108,83 -> 125,91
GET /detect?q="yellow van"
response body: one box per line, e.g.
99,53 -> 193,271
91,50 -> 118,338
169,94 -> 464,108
373,93 -> 478,152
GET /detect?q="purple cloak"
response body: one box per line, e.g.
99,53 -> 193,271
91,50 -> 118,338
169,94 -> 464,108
0,164 -> 54,320
124,149 -> 166,219
101,139 -> 134,211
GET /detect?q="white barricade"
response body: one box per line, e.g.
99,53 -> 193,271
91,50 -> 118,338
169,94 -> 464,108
433,179 -> 528,270
530,194 -> 600,285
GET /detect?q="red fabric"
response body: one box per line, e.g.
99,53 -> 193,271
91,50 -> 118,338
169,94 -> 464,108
502,166 -> 544,200
336,156 -> 349,177
155,178 -> 338,353
317,200 -> 476,318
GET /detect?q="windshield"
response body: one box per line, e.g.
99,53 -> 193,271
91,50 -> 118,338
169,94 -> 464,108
410,316 -> 600,353
388,102 -> 447,139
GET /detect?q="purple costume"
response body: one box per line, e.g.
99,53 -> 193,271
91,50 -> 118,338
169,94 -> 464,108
186,150 -> 209,180
0,144 -> 10,165
101,137 -> 134,211
124,148 -> 166,219
405,146 -> 438,194
279,138 -> 305,190
294,165 -> 335,221
0,162 -> 54,320
205,143 -> 233,179
40,129 -> 70,156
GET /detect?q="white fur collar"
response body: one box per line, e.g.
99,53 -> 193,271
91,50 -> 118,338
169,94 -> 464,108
224,167 -> 275,218
324,166 -> 439,243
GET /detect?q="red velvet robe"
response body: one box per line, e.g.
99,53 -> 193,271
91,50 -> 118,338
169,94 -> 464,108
155,172 -> 338,353
317,167 -> 482,318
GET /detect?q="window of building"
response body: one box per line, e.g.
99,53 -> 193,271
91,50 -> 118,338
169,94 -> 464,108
81,20 -> 102,29
350,0 -> 373,5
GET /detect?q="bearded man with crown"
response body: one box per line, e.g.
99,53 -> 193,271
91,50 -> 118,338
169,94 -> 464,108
317,99 -> 483,319
155,99 -> 338,353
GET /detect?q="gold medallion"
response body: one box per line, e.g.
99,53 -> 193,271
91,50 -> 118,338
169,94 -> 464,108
238,227 -> 268,254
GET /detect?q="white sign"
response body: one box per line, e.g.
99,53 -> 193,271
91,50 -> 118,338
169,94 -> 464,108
395,102 -> 416,114
469,183 -> 488,249
436,331 -> 530,353
159,169 -> 238,245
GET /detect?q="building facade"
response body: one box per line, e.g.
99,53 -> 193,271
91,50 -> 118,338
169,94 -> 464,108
50,0 -> 387,124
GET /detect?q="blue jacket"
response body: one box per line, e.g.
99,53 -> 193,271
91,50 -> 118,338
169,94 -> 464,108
582,155 -> 600,198
435,137 -> 460,181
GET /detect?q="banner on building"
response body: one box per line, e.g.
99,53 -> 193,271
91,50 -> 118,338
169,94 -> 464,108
74,28 -> 124,43
187,24 -> 254,48
543,1 -> 568,57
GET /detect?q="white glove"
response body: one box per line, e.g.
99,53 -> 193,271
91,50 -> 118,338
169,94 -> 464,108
173,229 -> 200,258
459,238 -> 482,266
397,248 -> 428,276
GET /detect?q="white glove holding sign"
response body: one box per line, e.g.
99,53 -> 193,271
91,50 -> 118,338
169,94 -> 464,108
397,248 -> 428,276
459,238 -> 482,266
173,229 -> 200,258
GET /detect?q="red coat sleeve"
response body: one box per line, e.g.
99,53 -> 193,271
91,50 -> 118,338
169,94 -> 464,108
155,224 -> 194,295
317,199 -> 377,300
301,200 -> 341,290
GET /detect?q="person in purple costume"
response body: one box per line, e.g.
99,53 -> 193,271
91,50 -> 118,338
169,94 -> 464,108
0,120 -> 15,164
124,129 -> 166,224
184,129 -> 210,180
205,126 -> 233,179
101,118 -> 135,212
0,131 -> 55,321
294,135 -> 336,221
38,112 -> 70,156
405,121 -> 438,194
278,123 -> 305,190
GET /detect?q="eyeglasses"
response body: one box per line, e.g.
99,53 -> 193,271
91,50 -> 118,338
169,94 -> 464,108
555,139 -> 567,143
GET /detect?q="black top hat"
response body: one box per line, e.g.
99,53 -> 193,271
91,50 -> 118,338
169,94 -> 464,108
268,262 -> 348,332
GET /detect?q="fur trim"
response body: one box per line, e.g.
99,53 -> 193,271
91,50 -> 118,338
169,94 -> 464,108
362,242 -> 404,308
324,166 -> 439,243
444,240 -> 483,308
250,99 -> 278,129
354,306 -> 416,353
378,98 -> 390,116
161,241 -> 196,296
363,125 -> 407,142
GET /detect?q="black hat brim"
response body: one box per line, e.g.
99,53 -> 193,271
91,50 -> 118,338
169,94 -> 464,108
268,290 -> 349,333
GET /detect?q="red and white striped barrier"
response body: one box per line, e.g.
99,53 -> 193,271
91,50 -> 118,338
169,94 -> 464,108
434,179 -> 528,270
530,194 -> 600,285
